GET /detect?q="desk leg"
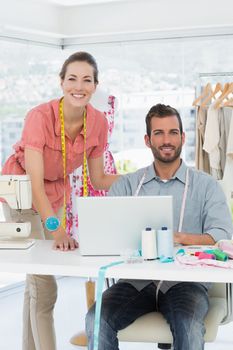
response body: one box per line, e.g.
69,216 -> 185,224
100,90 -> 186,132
70,280 -> 95,346
86,280 -> 96,309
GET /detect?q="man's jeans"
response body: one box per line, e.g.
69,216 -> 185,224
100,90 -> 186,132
86,282 -> 209,350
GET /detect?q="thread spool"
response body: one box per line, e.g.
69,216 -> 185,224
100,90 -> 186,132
212,249 -> 228,261
204,249 -> 215,255
157,226 -> 173,259
194,251 -> 202,257
198,252 -> 216,260
141,227 -> 157,260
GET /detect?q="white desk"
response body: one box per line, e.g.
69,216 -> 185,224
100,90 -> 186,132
0,240 -> 233,283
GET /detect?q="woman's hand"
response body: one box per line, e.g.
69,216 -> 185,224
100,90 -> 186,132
52,226 -> 79,251
25,149 -> 79,251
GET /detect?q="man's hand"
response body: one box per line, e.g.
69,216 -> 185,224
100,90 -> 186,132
174,232 -> 186,245
52,226 -> 79,251
174,232 -> 215,246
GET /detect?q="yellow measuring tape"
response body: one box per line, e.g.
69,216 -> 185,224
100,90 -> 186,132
59,98 -> 88,230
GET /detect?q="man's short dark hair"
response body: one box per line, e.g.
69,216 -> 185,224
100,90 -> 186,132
145,104 -> 183,136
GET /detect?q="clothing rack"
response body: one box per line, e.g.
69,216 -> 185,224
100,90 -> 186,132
196,72 -> 233,97
195,72 -> 233,188
199,72 -> 233,78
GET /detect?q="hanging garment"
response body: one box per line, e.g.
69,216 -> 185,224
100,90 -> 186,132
66,95 -> 117,237
203,103 -> 223,180
195,104 -> 210,173
218,107 -> 233,173
218,107 -> 233,216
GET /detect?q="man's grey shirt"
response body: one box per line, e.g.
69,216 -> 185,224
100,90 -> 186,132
108,161 -> 233,293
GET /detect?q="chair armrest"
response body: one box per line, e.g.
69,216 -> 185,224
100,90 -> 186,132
221,283 -> 233,324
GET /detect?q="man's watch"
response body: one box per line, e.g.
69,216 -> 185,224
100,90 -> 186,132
45,216 -> 60,232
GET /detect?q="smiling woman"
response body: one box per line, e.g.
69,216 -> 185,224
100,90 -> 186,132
1,51 -> 120,350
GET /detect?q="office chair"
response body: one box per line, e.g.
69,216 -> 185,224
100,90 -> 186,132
117,282 -> 232,348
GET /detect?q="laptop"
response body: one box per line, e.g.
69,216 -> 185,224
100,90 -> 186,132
77,196 -> 173,256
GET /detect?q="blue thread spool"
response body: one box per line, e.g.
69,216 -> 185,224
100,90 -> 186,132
157,226 -> 173,259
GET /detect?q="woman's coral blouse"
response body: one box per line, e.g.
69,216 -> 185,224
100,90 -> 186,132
2,99 -> 108,212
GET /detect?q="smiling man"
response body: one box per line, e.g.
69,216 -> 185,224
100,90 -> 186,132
86,104 -> 233,350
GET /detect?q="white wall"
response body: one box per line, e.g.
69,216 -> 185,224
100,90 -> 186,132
62,0 -> 233,37
1,0 -> 233,45
0,0 -> 61,45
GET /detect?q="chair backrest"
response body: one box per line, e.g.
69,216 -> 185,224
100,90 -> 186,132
208,282 -> 233,324
209,283 -> 226,298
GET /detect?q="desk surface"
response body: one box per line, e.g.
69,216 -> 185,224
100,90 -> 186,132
0,240 -> 232,283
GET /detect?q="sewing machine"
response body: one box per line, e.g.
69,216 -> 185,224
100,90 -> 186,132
0,175 -> 34,249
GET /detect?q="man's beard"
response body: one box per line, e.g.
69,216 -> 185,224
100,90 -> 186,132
150,143 -> 182,163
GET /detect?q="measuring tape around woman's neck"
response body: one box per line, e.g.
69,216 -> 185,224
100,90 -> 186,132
59,97 -> 88,230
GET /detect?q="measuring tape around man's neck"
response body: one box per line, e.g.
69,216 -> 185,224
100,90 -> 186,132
59,98 -> 88,230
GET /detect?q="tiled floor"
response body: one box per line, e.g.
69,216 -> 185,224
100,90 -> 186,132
0,275 -> 232,350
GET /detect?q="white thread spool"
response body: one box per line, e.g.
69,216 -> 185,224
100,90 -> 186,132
141,227 -> 157,260
157,226 -> 173,258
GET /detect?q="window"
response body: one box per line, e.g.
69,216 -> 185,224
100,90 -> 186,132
1,34 -> 233,287
0,41 -> 62,166
63,35 -> 233,169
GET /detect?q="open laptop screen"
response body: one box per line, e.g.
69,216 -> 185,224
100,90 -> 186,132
77,196 -> 173,256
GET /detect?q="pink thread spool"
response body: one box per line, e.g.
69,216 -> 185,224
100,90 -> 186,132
194,251 -> 202,257
198,252 -> 216,260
